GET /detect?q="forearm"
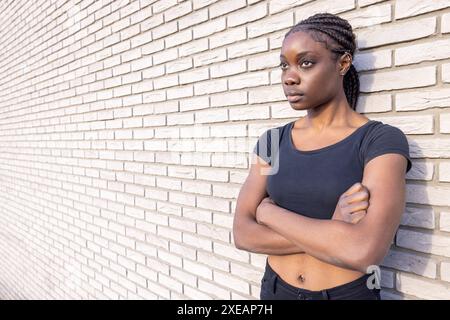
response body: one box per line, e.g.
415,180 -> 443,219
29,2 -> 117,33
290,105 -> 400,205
234,217 -> 306,255
259,204 -> 368,272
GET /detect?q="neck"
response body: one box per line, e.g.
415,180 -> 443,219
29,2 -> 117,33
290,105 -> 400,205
304,91 -> 354,131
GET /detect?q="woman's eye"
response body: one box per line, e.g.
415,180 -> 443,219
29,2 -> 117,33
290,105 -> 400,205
279,61 -> 314,70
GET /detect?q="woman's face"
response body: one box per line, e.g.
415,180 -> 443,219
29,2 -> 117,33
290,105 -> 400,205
280,31 -> 344,111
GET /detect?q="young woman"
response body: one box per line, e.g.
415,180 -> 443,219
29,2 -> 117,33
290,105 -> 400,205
233,12 -> 412,300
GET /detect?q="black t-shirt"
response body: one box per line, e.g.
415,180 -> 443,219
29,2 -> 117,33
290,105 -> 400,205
253,119 -> 412,220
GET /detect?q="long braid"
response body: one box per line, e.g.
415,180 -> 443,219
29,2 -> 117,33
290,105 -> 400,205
285,13 -> 360,111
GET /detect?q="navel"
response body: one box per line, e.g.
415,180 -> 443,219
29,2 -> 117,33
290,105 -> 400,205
298,274 -> 305,282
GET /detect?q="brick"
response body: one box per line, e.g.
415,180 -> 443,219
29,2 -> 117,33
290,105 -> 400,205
247,11 -> 293,38
168,241 -> 195,261
193,17 -> 226,39
197,223 -> 230,242
369,114 -> 434,134
179,68 -> 209,85
443,13 -> 450,33
295,0 -> 355,21
184,259 -> 213,279
213,242 -> 249,263
196,195 -> 230,212
395,39 -> 450,66
164,1 -> 192,22
443,63 -> 450,83
441,262 -> 450,282
342,3 -> 391,29
228,71 -> 270,90
210,59 -> 246,78
213,213 -> 233,229
354,49 -> 391,72
359,0 -> 387,7
169,216 -> 197,233
209,0 -> 246,19
194,48 -> 227,67
231,262 -> 264,284
439,211 -> 450,232
227,38 -> 268,59
401,206 -> 435,229
397,229 -> 450,257
228,2 -> 267,27
409,138 -> 450,159
165,29 -> 193,48
439,162 -> 450,182
249,86 -> 286,104
194,78 -> 227,95
381,250 -> 437,279
197,250 -> 230,272
360,66 -> 436,92
158,249 -> 182,268
195,108 -> 228,124
209,27 -> 246,49
184,285 -> 213,299
380,268 -> 395,289
183,207 -> 212,224
229,105 -> 270,121
269,0 -> 311,14
170,267 -> 197,287
396,88 -> 450,111
198,279 -> 230,299
248,51 -> 280,71
210,123 -> 246,137
439,113 -> 450,133
179,96 -> 209,112
181,180 -> 211,195
213,270 -> 249,293
179,8 -> 208,30
355,17 -> 436,49
159,273 -> 183,292
184,227 -> 214,250
157,225 -> 182,242
179,152 -> 210,167
395,0 -> 450,19
396,273 -> 450,299
356,94 -> 392,114
406,161 -> 433,181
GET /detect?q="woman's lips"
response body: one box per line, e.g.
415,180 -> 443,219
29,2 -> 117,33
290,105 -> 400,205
287,94 -> 304,102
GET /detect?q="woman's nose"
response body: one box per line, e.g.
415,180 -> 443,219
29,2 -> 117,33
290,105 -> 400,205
284,74 -> 300,85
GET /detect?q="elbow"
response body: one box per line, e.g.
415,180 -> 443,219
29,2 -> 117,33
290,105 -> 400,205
351,243 -> 385,274
233,230 -> 245,250
232,218 -> 249,251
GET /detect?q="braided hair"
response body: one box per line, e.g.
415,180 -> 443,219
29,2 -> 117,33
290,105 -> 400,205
285,13 -> 359,111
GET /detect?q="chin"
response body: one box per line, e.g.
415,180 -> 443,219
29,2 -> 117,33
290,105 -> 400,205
290,103 -> 310,111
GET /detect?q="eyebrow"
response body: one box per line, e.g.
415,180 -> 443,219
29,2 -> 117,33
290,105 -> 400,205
280,51 -> 316,59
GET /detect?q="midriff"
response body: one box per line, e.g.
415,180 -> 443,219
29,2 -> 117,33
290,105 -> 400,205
268,253 -> 365,291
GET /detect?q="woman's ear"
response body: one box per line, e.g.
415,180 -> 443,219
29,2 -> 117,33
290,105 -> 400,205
339,52 -> 352,76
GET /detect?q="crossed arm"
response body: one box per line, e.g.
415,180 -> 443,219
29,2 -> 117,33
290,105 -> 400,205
233,153 -> 408,273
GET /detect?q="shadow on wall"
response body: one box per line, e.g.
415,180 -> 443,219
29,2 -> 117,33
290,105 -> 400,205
354,43 -> 433,300
380,140 -> 434,300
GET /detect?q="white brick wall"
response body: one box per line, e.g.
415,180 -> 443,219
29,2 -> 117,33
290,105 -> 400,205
0,0 -> 449,300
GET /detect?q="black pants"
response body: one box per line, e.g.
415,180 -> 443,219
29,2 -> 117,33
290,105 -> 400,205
260,259 -> 381,300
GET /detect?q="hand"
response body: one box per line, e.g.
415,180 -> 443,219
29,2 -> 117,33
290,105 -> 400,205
256,196 -> 276,225
332,182 -> 370,224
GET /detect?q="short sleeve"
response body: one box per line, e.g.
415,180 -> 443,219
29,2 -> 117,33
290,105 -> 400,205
253,127 -> 282,166
361,124 -> 412,174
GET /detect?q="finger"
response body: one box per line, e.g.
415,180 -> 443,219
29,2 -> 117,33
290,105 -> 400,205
347,200 -> 369,213
350,211 -> 367,224
343,182 -> 364,197
346,190 -> 370,204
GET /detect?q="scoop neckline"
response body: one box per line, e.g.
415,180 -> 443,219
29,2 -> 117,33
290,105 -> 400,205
288,119 -> 375,154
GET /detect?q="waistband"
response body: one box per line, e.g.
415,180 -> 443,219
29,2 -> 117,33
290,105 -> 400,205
264,258 -> 373,297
